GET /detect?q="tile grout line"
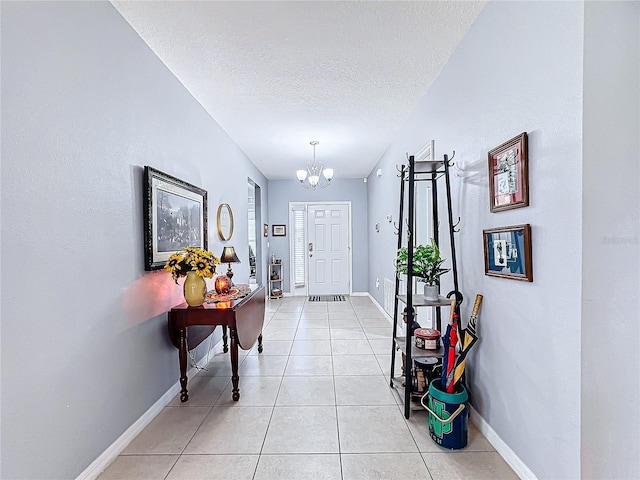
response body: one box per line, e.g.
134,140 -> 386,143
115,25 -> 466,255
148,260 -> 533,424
332,301 -> 345,479
166,403 -> 215,478
161,455 -> 182,480
252,297 -> 294,480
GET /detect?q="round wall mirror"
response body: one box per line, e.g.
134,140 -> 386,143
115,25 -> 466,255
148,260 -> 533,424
217,203 -> 234,241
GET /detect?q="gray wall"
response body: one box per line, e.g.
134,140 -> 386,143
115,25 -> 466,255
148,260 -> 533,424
582,2 -> 640,478
1,2 -> 268,478
267,179 -> 369,293
367,2 -> 584,478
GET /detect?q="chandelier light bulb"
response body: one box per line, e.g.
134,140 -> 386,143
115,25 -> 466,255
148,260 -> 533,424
296,170 -> 307,182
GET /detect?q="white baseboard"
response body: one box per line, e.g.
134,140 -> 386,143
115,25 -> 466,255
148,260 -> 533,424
366,293 -> 393,324
76,339 -> 221,480
349,291 -> 368,296
469,406 -> 538,480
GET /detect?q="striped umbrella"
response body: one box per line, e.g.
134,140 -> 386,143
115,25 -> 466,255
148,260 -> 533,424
453,294 -> 483,387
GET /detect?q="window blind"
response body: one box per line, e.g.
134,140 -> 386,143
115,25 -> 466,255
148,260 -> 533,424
292,209 -> 305,286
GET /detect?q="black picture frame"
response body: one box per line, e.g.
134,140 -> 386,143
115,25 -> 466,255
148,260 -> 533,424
483,224 -> 533,282
143,166 -> 208,271
272,224 -> 286,237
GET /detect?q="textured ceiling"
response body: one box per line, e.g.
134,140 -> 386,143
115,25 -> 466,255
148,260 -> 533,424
112,1 -> 486,179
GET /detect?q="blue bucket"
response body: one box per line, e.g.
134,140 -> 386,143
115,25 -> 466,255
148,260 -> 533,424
421,379 -> 468,449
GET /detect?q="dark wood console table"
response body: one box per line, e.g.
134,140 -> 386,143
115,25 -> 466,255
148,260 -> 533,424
167,284 -> 266,402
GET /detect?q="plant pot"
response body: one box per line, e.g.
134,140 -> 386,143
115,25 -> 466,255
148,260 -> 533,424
184,271 -> 207,306
424,285 -> 439,301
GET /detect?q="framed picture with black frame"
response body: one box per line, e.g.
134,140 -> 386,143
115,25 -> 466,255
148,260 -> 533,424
272,224 -> 286,237
143,166 -> 208,271
483,224 -> 533,282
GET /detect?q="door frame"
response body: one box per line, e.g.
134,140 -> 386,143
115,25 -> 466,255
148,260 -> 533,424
288,201 -> 353,297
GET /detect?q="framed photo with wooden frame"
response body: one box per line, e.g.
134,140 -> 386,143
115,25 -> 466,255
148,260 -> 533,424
483,224 -> 533,282
143,166 -> 208,271
488,132 -> 529,212
272,224 -> 286,237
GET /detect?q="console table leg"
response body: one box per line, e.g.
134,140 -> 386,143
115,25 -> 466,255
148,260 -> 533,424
222,325 -> 229,353
230,328 -> 240,401
179,328 -> 189,402
258,333 -> 263,353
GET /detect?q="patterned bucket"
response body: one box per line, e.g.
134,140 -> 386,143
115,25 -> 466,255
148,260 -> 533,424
421,379 -> 468,449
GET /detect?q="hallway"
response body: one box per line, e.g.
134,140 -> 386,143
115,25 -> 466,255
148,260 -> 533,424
98,296 -> 517,479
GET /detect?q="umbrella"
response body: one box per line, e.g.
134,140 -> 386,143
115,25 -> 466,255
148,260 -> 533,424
440,298 -> 458,392
445,310 -> 459,393
453,294 -> 483,387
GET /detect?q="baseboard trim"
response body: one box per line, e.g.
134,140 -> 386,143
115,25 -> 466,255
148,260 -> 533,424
366,292 -> 393,324
349,291 -> 368,296
76,340 -> 221,480
469,406 -> 538,480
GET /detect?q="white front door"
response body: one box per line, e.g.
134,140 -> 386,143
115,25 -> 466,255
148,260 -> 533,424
307,203 -> 350,295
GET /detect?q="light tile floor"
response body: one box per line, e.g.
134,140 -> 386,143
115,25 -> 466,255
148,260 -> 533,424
98,296 -> 519,480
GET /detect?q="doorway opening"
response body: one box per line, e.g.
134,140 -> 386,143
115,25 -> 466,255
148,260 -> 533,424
248,179 -> 262,284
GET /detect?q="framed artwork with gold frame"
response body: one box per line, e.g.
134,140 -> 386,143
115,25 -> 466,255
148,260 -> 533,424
217,203 -> 234,241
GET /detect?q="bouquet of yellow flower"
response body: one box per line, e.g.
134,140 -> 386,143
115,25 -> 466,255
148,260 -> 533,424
164,247 -> 220,283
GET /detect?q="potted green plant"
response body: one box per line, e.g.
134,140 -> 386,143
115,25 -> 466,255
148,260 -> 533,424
396,239 -> 450,300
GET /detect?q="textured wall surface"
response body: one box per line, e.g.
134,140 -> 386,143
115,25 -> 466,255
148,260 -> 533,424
1,2 -> 267,478
581,2 -> 640,478
267,179 -> 369,293
111,1 -> 487,179
367,2 -> 584,478
3,2 -> 638,479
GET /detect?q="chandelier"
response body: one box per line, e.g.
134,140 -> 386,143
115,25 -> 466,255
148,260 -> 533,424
296,141 -> 334,189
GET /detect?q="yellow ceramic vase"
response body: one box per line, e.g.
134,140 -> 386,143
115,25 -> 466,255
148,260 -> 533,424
183,271 -> 207,307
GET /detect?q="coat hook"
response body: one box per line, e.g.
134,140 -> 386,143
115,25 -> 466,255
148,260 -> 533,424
446,290 -> 464,308
447,150 -> 456,167
393,221 -> 400,235
453,217 -> 461,232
